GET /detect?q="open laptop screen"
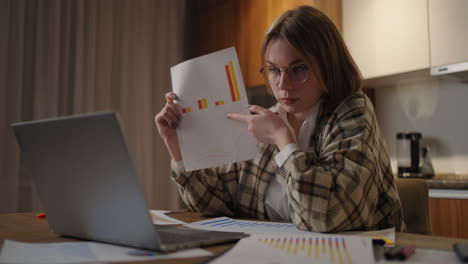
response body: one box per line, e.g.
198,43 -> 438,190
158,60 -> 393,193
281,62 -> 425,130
12,112 -> 161,249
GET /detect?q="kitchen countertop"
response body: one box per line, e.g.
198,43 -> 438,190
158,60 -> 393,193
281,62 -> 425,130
424,173 -> 468,189
396,174 -> 468,199
397,173 -> 468,190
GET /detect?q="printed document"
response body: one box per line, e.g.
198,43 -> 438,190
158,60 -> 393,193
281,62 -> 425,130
0,240 -> 212,263
210,234 -> 374,264
184,216 -> 310,235
149,210 -> 186,225
185,217 -> 395,244
170,47 -> 257,171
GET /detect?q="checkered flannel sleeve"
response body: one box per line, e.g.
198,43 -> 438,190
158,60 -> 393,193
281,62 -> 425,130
275,94 -> 402,232
171,162 -> 241,217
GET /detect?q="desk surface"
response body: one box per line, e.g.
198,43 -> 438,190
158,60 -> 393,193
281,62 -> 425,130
1,212 -> 467,263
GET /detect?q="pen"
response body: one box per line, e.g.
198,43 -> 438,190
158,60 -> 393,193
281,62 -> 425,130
384,245 -> 416,260
372,236 -> 394,246
36,213 -> 46,218
384,245 -> 404,260
372,242 -> 385,261
372,239 -> 386,246
397,244 -> 416,260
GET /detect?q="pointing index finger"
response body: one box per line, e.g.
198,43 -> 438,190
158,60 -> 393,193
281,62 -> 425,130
248,105 -> 269,115
228,113 -> 251,123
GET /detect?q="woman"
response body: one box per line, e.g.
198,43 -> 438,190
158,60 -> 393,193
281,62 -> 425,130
155,6 -> 405,232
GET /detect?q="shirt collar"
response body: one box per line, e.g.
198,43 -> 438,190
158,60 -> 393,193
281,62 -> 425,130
271,100 -> 321,126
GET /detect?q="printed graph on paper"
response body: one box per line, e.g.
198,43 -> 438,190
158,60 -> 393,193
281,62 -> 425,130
255,236 -> 354,263
210,234 -> 375,264
170,47 -> 257,171
184,216 -> 310,235
180,60 -> 241,114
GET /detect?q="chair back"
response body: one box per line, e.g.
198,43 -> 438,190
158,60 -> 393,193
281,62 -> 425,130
395,178 -> 432,235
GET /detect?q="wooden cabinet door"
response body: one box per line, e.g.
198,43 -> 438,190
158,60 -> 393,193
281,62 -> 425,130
343,0 -> 429,79
187,0 -> 341,88
428,0 -> 468,67
429,198 -> 468,239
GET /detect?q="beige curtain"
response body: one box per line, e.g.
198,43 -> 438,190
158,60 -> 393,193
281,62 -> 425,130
0,0 -> 186,213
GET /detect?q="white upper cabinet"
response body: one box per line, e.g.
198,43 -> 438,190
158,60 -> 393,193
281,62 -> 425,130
343,0 -> 430,79
428,0 -> 468,67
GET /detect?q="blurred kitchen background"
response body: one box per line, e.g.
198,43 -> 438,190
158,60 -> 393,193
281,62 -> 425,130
1,0 -> 468,237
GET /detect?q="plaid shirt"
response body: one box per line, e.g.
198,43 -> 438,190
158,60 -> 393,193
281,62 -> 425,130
171,91 -> 406,232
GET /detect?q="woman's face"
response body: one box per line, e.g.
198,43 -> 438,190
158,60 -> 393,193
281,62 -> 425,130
264,38 -> 324,115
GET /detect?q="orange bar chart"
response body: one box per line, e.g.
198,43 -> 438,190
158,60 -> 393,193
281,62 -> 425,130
225,61 -> 241,102
198,98 -> 208,110
253,235 -> 354,263
182,107 -> 192,114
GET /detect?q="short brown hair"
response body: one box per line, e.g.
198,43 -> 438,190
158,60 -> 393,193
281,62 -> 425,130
261,6 -> 362,110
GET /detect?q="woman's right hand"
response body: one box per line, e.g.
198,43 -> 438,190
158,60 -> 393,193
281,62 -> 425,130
155,92 -> 183,161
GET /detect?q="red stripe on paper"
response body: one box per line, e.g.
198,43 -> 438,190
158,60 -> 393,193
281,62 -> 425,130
225,65 -> 236,102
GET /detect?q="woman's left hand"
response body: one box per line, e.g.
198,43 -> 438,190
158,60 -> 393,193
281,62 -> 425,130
228,105 -> 295,149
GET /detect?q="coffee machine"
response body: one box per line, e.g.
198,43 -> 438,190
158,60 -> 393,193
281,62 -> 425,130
396,132 -> 434,178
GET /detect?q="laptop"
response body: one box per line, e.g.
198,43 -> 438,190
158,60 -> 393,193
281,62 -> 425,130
11,111 -> 246,252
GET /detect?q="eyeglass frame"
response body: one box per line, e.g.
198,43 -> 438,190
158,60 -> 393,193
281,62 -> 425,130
259,64 -> 310,85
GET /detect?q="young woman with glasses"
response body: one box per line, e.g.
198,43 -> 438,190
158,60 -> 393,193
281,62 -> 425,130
155,6 -> 405,232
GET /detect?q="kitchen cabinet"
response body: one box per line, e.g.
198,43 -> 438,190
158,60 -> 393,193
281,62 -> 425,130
342,0 -> 430,79
429,198 -> 468,239
428,0 -> 468,67
186,0 -> 342,88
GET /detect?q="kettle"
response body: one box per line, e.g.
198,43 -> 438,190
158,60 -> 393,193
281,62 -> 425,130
396,132 -> 434,178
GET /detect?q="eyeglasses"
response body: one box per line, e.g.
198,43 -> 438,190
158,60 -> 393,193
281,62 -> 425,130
259,64 -> 309,85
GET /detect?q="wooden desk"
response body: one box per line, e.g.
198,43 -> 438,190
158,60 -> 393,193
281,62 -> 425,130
1,212 -> 467,263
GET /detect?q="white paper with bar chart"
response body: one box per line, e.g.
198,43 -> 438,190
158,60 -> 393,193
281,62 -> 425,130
210,234 -> 374,264
170,47 -> 257,171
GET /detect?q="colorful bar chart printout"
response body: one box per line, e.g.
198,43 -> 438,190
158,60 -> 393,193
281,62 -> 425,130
197,98 -> 208,110
209,234 -> 374,264
182,107 -> 191,114
170,47 -> 256,171
225,61 -> 241,102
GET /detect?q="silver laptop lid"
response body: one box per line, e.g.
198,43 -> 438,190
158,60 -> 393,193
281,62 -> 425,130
12,112 -> 161,250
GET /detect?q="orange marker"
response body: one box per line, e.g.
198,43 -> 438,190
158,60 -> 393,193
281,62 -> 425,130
36,213 -> 46,218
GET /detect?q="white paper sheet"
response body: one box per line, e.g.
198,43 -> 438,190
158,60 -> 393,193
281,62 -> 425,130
210,234 -> 374,264
184,216 -> 310,235
185,217 -> 396,245
338,228 -> 395,246
149,210 -> 186,225
170,47 -> 257,171
0,240 -> 212,264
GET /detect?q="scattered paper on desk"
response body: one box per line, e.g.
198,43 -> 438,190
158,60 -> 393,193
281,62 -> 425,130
149,210 -> 186,225
184,216 -> 311,235
338,227 -> 395,246
170,47 -> 257,171
0,240 -> 212,264
377,248 -> 459,264
210,234 -> 374,264
186,217 -> 396,245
